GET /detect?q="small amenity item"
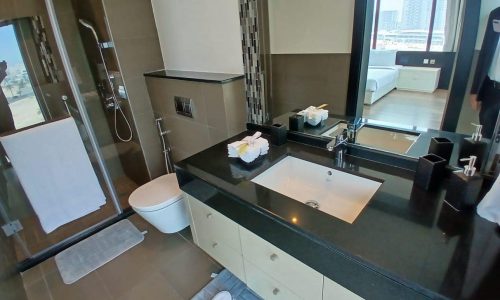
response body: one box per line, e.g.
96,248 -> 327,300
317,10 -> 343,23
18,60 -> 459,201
428,137 -> 454,164
458,123 -> 488,171
289,114 -> 304,131
270,123 -> 287,146
227,132 -> 269,163
445,156 -> 484,211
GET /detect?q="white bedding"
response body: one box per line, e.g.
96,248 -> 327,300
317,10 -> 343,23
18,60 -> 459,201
366,66 -> 401,92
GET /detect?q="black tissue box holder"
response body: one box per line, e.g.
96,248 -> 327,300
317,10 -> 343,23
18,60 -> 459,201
270,123 -> 287,146
289,114 -> 304,131
428,137 -> 454,164
414,154 -> 446,191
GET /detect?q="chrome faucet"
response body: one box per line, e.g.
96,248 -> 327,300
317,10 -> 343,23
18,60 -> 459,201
326,132 -> 348,152
347,118 -> 362,143
326,130 -> 349,166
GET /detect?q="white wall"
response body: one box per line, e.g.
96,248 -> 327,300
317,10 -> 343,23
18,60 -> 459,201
476,0 -> 500,49
151,0 -> 244,74
268,0 -> 355,54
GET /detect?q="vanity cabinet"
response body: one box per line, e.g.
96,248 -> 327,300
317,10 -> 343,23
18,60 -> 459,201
240,226 -> 324,300
186,193 -> 245,281
185,193 -> 363,300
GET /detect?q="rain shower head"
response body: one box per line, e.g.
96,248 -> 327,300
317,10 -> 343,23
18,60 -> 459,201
78,19 -> 100,43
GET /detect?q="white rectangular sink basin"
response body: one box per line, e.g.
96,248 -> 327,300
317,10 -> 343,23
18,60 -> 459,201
251,156 -> 382,223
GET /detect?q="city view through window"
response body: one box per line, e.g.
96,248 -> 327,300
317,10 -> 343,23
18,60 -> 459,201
372,0 -> 456,52
0,24 -> 45,130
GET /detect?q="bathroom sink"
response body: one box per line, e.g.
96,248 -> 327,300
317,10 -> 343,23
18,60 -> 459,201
322,123 -> 419,155
251,156 -> 382,223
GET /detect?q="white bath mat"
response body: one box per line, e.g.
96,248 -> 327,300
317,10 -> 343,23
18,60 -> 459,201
55,219 -> 144,284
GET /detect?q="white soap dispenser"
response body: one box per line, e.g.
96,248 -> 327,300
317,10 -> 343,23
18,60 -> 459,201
458,123 -> 488,171
445,155 -> 484,211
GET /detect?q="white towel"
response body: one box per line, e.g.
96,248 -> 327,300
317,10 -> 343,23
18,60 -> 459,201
299,106 -> 328,126
227,132 -> 269,162
239,145 -> 260,163
477,175 -> 500,225
0,117 -> 106,233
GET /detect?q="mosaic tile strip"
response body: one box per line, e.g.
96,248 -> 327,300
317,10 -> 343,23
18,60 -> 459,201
239,0 -> 266,124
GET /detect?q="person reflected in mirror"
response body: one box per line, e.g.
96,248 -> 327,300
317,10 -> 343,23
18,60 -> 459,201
0,60 -> 16,134
470,7 -> 500,139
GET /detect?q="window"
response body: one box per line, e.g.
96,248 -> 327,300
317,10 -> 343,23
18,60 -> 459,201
371,0 -> 460,52
0,23 -> 45,130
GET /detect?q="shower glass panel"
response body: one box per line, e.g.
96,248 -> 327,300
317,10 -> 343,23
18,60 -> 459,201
0,0 -> 131,263
57,0 -> 149,200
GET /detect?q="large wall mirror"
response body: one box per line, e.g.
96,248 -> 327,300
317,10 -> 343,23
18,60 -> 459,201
241,0 -> 500,170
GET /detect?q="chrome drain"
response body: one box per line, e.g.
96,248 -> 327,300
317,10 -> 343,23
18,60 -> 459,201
305,200 -> 320,209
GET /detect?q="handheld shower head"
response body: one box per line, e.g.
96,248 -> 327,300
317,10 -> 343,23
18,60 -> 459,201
78,19 -> 100,43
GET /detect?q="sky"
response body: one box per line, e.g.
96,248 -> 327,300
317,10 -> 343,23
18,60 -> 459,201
0,24 -> 24,66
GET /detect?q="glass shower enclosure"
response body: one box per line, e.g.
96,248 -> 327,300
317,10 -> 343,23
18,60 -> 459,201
0,0 -> 145,270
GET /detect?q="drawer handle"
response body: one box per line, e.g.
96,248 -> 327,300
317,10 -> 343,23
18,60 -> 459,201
270,253 -> 278,261
206,213 -> 213,219
212,242 -> 218,248
272,288 -> 280,295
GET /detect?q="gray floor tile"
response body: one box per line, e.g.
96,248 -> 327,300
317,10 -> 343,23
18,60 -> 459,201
44,268 -> 112,300
160,244 -> 222,299
117,272 -> 184,300
21,265 -> 43,287
22,214 -> 219,300
24,279 -> 52,300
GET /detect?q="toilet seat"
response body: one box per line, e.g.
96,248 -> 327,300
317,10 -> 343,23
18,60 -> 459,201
129,173 -> 183,212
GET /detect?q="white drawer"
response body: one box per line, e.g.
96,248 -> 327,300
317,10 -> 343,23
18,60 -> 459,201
198,235 -> 246,281
186,194 -> 241,252
244,259 -> 301,300
240,227 -> 323,300
323,276 -> 363,300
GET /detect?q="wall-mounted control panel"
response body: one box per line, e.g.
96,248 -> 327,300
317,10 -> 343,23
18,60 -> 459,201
174,96 -> 194,118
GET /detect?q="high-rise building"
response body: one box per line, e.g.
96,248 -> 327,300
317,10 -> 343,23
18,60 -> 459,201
401,0 -> 433,30
379,10 -> 398,31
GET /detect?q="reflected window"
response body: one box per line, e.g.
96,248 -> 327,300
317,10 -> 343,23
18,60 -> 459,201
372,0 -> 460,52
0,23 -> 45,131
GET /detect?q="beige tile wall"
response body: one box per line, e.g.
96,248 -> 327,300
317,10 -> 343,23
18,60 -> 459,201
102,0 -> 165,179
146,77 -> 247,162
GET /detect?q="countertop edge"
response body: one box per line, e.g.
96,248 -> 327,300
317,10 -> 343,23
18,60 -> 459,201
143,69 -> 245,84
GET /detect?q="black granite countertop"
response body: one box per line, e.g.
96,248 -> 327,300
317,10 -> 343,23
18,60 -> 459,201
143,69 -> 244,83
175,131 -> 499,300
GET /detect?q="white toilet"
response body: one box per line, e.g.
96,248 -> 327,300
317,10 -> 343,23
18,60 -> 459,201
128,173 -> 189,233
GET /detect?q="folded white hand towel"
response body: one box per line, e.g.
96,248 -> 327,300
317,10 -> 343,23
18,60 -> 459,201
300,106 -> 329,126
227,132 -> 269,162
227,141 -> 246,157
477,175 -> 500,225
239,144 -> 260,163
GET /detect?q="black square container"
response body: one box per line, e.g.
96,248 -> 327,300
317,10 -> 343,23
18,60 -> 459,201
270,123 -> 287,146
289,114 -> 304,131
414,154 -> 447,191
428,137 -> 454,164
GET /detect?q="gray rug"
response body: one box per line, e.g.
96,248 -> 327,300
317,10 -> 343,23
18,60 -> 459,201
55,219 -> 144,284
191,269 -> 261,300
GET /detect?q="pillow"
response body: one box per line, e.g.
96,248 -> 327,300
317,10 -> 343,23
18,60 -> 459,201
369,50 -> 397,66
